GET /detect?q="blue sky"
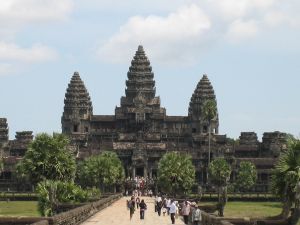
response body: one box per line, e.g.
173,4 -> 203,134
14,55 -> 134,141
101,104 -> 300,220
0,0 -> 299,140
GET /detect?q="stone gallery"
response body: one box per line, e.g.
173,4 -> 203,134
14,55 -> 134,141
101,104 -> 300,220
0,46 -> 287,191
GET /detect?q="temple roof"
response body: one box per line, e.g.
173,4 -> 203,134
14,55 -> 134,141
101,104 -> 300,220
124,45 -> 156,102
63,72 -> 93,114
188,74 -> 217,117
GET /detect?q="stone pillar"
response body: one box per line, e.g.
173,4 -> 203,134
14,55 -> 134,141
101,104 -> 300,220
132,166 -> 136,179
144,166 -> 148,179
149,169 -> 153,179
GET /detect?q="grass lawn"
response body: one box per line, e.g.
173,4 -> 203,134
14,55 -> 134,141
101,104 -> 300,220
200,201 -> 282,219
0,201 -> 40,217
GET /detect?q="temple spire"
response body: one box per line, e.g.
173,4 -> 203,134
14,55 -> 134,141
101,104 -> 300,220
62,72 -> 93,134
189,74 -> 219,134
124,45 -> 156,103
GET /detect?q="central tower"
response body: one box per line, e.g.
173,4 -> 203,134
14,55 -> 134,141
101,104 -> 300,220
115,45 -> 166,133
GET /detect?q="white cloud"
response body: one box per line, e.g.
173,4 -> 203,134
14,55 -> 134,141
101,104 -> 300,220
226,20 -> 259,42
98,4 -> 211,64
0,0 -> 73,24
97,0 -> 300,65
0,42 -> 58,63
206,0 -> 276,20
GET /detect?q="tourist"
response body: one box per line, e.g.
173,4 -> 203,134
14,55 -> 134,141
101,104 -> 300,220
181,200 -> 191,224
128,196 -> 135,220
139,199 -> 147,219
136,196 -> 140,209
166,198 -> 171,215
169,199 -> 177,224
191,204 -> 201,225
156,196 -> 163,216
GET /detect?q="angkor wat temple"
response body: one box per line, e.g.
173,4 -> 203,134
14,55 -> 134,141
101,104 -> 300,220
0,46 -> 287,191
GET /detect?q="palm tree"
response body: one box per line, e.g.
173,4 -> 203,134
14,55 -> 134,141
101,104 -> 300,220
203,99 -> 217,166
271,140 -> 300,223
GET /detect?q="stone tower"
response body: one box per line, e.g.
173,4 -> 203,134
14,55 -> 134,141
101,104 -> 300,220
188,74 -> 219,134
61,72 -> 93,135
0,118 -> 8,145
115,45 -> 166,132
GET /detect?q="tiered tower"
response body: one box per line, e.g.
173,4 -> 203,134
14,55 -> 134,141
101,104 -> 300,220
0,118 -> 8,145
61,72 -> 93,135
115,45 -> 165,132
125,45 -> 156,102
188,74 -> 219,134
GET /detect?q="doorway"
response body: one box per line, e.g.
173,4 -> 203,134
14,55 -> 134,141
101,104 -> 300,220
136,167 -> 144,177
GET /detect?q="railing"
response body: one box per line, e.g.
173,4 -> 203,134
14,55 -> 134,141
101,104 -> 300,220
0,193 -> 122,225
32,193 -> 122,225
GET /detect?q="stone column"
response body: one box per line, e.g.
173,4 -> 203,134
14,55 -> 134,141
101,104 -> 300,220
132,166 -> 136,179
144,166 -> 148,179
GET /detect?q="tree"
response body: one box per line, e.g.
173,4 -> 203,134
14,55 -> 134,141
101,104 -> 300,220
0,156 -> 3,174
271,140 -> 300,223
209,158 -> 231,217
36,180 -> 100,216
157,152 -> 195,197
16,133 -> 76,185
203,99 -> 217,167
235,161 -> 257,192
77,151 -> 125,192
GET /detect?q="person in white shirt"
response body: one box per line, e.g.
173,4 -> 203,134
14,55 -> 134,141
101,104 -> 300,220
192,204 -> 201,225
169,199 -> 177,224
166,198 -> 171,215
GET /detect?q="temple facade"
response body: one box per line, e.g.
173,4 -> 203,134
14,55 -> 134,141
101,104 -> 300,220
60,46 -> 287,191
0,46 -> 287,192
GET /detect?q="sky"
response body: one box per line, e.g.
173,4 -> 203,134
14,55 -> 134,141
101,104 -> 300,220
0,0 -> 299,140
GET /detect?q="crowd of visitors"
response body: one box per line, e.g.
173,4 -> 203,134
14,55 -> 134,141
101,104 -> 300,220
127,187 -> 202,224
124,176 -> 154,197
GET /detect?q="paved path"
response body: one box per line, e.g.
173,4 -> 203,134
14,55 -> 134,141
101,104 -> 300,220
80,197 -> 185,225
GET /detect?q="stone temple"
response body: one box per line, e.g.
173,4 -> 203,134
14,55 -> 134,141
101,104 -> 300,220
0,45 -> 287,191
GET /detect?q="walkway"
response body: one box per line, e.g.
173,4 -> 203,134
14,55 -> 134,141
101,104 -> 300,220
80,197 -> 185,225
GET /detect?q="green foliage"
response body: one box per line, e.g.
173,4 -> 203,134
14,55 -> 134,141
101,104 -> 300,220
0,156 -> 3,173
203,99 -> 217,122
271,140 -> 300,200
271,140 -> 300,221
16,133 -> 76,185
77,151 -> 125,189
209,158 -> 231,187
235,161 -> 257,191
36,180 -> 99,216
157,152 -> 195,195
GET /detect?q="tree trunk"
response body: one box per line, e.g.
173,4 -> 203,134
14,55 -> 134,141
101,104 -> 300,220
290,207 -> 300,225
280,199 -> 292,218
208,123 -> 211,164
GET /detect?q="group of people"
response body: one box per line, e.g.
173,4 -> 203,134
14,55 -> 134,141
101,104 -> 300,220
127,196 -> 147,220
127,195 -> 202,224
124,176 -> 154,197
154,195 -> 202,225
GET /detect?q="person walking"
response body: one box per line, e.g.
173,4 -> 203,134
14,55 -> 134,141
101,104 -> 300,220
136,196 -> 140,209
139,199 -> 147,219
181,200 -> 191,225
128,196 -> 135,220
169,199 -> 177,224
156,196 -> 163,216
192,204 -> 201,225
